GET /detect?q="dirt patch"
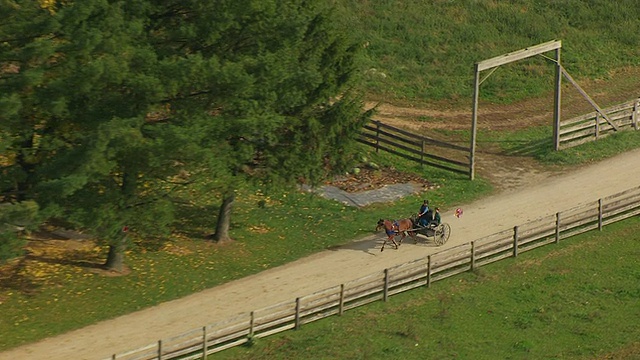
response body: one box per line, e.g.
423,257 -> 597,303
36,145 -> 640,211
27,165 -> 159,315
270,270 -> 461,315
326,166 -> 436,193
368,66 -> 640,132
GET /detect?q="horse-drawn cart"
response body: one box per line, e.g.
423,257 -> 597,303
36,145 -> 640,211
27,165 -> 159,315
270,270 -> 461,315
412,222 -> 451,246
376,215 -> 451,251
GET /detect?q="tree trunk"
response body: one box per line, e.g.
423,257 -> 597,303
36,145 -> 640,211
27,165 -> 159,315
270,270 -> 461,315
105,167 -> 135,272
213,192 -> 234,242
104,237 -> 126,272
16,137 -> 35,202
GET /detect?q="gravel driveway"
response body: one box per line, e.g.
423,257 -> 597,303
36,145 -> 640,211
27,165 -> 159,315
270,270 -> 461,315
3,147 -> 640,360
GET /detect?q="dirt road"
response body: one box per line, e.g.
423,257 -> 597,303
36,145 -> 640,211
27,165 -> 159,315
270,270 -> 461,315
2,147 -> 640,360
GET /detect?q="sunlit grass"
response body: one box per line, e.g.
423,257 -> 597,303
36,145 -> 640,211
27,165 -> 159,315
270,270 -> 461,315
479,123 -> 640,165
3,0 -> 640,354
335,0 -> 640,104
214,217 -> 640,360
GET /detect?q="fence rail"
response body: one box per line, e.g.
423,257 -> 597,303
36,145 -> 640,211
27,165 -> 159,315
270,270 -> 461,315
559,98 -> 640,149
357,120 -> 471,177
105,185 -> 640,360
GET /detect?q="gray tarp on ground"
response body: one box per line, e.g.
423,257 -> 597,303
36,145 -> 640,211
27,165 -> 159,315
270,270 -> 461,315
309,183 -> 423,207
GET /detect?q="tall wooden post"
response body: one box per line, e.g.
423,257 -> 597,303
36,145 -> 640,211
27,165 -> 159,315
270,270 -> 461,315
375,121 -> 380,153
513,226 -> 519,257
554,47 -> 562,150
469,63 -> 480,181
339,284 -> 345,316
555,212 -> 561,244
470,241 -> 476,270
294,298 -> 301,330
598,199 -> 604,231
426,255 -> 432,288
249,311 -> 255,338
383,269 -> 390,302
420,140 -> 425,169
202,326 -> 208,360
633,98 -> 639,130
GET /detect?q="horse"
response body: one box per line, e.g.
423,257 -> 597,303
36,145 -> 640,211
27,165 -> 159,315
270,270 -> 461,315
375,218 -> 418,252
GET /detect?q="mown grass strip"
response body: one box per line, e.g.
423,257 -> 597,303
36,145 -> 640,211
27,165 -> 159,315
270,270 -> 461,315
214,217 -> 640,360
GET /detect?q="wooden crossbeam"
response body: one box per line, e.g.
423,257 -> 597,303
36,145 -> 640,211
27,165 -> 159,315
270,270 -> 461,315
476,40 -> 562,71
560,66 -> 618,131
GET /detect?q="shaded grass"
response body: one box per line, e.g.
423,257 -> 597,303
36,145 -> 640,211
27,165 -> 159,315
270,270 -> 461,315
213,217 -> 640,360
0,146 -> 492,351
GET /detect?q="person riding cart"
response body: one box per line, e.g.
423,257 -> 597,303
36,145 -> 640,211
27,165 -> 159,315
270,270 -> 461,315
417,200 -> 430,227
417,204 -> 441,228
430,208 -> 441,227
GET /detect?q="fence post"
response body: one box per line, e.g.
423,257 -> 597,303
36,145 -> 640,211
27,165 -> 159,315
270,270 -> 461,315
249,311 -> 255,338
375,121 -> 380,153
339,284 -> 345,316
294,298 -> 301,330
513,226 -> 519,257
598,198 -> 603,231
420,140 -> 425,169
158,340 -> 162,360
383,269 -> 390,302
633,98 -> 639,130
426,255 -> 432,288
555,212 -> 561,244
595,113 -> 600,139
202,326 -> 207,360
470,241 -> 476,271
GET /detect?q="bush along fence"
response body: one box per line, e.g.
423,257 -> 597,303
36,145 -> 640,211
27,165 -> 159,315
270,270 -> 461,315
104,184 -> 640,360
357,120 -> 471,177
559,97 -> 640,149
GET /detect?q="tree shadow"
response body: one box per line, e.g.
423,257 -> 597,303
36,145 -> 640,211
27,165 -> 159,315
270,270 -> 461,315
173,202 -> 220,240
0,231 -> 107,294
415,236 -> 446,248
328,239 -> 378,255
508,138 -> 554,157
0,248 -> 104,295
25,252 -> 104,270
0,257 -> 42,295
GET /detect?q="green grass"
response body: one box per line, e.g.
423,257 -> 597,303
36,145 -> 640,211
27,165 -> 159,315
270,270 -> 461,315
335,0 -> 640,104
213,217 -> 640,360
0,147 -> 493,351
479,123 -> 640,165
3,0 -> 640,355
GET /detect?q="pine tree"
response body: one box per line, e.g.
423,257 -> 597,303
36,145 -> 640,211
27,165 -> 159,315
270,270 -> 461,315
0,0 -> 369,270
142,0 -> 369,241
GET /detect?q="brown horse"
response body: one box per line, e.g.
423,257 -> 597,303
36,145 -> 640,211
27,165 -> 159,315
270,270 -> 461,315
375,218 -> 417,252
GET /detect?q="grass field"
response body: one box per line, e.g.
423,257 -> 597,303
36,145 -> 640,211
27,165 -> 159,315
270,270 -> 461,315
214,217 -> 640,360
334,0 -> 640,105
0,148 -> 493,350
2,0 -> 640,357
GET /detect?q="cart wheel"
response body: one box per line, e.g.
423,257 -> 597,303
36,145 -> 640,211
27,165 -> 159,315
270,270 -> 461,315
434,223 -> 451,246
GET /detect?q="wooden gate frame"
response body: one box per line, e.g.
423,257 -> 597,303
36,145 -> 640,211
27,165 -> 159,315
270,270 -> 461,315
469,40 -> 562,180
469,39 -> 620,180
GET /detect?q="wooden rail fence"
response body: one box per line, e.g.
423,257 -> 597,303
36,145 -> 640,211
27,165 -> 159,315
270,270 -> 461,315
559,97 -> 640,149
357,120 -> 471,177
104,185 -> 640,360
